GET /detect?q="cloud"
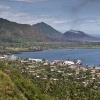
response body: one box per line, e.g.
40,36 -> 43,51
71,0 -> 100,14
11,0 -> 47,3
75,18 -> 100,24
0,5 -> 10,10
69,0 -> 100,29
0,10 -> 58,24
0,10 -> 69,32
53,20 -> 67,24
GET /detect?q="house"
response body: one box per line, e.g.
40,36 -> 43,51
0,56 -> 5,59
8,55 -> 17,60
0,55 -> 8,59
50,66 -> 56,71
63,61 -> 75,66
53,60 -> 62,64
76,60 -> 82,65
43,62 -> 49,66
28,58 -> 42,62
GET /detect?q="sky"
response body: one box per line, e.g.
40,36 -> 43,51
0,0 -> 100,36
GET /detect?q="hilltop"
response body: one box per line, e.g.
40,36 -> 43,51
33,22 -> 62,36
33,22 -> 63,41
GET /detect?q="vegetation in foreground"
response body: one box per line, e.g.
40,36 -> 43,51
0,62 -> 51,100
0,58 -> 100,100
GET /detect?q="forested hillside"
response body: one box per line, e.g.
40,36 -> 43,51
0,18 -> 52,43
0,62 -> 51,100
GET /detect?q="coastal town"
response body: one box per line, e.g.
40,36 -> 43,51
0,54 -> 100,89
1,0 -> 100,99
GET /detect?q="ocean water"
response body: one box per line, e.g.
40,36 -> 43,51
14,49 -> 100,66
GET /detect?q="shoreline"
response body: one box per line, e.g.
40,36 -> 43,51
0,49 -> 43,55
11,48 -> 100,66
1,47 -> 100,55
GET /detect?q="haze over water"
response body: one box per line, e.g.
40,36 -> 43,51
14,49 -> 100,66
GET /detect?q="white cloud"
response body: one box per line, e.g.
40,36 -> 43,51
0,11 -> 56,24
68,17 -> 100,29
0,10 -> 69,32
0,5 -> 10,10
53,20 -> 67,24
11,0 -> 47,3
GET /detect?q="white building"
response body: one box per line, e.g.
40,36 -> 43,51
76,60 -> 82,65
28,58 -> 42,62
63,61 -> 75,66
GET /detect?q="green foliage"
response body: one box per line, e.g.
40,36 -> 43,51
0,70 -> 27,100
32,77 -> 100,100
0,62 -> 52,100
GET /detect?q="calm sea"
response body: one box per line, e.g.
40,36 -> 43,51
14,49 -> 100,66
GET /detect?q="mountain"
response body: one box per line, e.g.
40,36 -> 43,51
0,18 -> 52,42
1,18 -> 98,43
33,22 -> 63,41
63,30 -> 99,42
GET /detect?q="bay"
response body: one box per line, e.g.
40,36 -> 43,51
14,49 -> 100,66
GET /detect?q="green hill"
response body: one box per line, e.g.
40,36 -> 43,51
0,62 -> 52,100
0,18 -> 52,43
33,22 -> 62,36
0,70 -> 28,100
33,22 -> 63,41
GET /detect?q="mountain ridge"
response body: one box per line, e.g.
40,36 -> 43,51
0,18 -> 99,42
0,18 -> 52,42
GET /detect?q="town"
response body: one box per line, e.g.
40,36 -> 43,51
0,54 -> 100,89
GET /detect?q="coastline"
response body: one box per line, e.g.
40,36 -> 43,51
10,48 -> 100,66
9,49 -> 43,54
1,46 -> 100,55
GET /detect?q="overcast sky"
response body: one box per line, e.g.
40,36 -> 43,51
0,0 -> 100,35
